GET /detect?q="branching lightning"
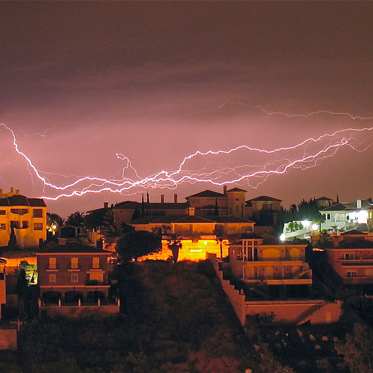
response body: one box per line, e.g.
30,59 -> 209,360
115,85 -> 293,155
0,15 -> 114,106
2,105 -> 373,201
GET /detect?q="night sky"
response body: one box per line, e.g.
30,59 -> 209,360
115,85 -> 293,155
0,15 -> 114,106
1,1 -> 373,218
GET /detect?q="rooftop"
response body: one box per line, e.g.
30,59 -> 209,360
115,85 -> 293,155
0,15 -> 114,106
37,242 -> 111,254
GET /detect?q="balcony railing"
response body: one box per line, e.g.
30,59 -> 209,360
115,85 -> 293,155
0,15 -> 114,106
339,258 -> 373,265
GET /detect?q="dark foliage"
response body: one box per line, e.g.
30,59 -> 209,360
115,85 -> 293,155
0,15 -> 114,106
18,261 -> 266,373
116,230 -> 161,261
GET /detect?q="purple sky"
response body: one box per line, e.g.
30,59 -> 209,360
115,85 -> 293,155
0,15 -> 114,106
1,1 -> 373,218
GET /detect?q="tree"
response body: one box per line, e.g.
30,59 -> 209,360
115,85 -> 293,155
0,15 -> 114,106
65,211 -> 85,227
121,222 -> 135,235
84,209 -> 107,230
116,230 -> 162,262
100,210 -> 120,237
8,226 -> 19,250
131,207 -> 141,221
47,213 -> 64,233
213,224 -> 224,259
335,322 -> 373,373
167,234 -> 182,263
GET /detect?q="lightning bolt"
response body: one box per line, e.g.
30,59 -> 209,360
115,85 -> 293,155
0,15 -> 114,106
205,100 -> 373,120
2,110 -> 373,201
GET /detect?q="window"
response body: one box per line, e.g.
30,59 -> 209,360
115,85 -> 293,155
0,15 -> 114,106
33,209 -> 43,218
22,221 -> 28,229
11,208 -> 28,215
0,210 -> 5,215
92,257 -> 100,269
49,257 -> 56,269
11,221 -> 20,229
34,223 -> 43,230
0,223 -> 6,230
71,274 -> 79,283
70,257 -> 79,269
89,272 -> 103,282
344,253 -> 355,260
347,272 -> 357,277
49,274 -> 56,283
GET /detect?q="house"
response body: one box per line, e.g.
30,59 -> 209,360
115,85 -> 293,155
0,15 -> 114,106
245,195 -> 282,228
320,199 -> 373,232
131,207 -> 255,261
186,186 -> 247,218
229,237 -> 312,299
323,230 -> 373,294
112,195 -> 188,227
315,196 -> 334,209
0,188 -> 47,248
37,240 -> 118,316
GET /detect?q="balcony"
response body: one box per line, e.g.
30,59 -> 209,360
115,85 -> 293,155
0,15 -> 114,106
67,264 -> 82,271
85,280 -> 109,286
339,258 -> 373,266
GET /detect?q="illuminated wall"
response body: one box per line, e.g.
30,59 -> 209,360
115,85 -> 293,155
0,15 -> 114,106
0,189 -> 47,248
139,239 -> 229,262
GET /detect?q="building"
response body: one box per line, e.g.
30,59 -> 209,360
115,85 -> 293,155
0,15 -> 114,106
37,240 -> 116,306
323,230 -> 373,294
131,207 -> 255,261
229,237 -> 313,298
0,188 -> 47,248
320,199 -> 373,232
315,196 -> 334,209
112,195 -> 188,227
245,195 -> 282,228
186,186 -> 247,218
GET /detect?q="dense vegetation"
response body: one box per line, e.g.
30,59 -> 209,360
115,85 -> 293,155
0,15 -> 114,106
17,260 -> 290,373
11,259 -> 373,373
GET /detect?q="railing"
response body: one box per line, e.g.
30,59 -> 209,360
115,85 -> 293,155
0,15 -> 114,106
339,258 -> 373,264
39,297 -> 120,307
85,280 -> 108,286
45,265 -> 59,270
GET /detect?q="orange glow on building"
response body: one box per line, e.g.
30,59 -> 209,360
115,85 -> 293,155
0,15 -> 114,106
139,239 -> 229,262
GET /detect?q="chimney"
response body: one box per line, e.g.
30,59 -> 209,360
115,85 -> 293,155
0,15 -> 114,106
223,186 -> 227,195
0,189 -> 2,195
188,207 -> 195,216
161,195 -> 165,204
10,187 -> 14,195
357,199 -> 362,209
15,190 -> 19,195
174,194 -> 178,204
104,202 -> 109,209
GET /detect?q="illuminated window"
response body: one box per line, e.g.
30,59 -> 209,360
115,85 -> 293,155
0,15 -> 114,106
0,223 -> 6,230
34,223 -> 43,230
0,210 -> 5,215
49,257 -> 56,269
33,209 -> 43,218
92,257 -> 100,269
49,274 -> 56,283
71,274 -> 79,283
70,257 -> 79,269
89,272 -> 103,282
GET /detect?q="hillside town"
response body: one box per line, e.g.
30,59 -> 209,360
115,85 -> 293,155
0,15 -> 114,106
1,186 -> 373,372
